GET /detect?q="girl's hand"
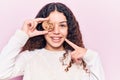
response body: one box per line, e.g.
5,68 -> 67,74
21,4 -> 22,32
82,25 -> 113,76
21,18 -> 49,37
65,39 -> 87,63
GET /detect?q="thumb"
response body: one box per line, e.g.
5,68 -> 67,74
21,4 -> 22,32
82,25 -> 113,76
34,30 -> 48,36
29,30 -> 48,37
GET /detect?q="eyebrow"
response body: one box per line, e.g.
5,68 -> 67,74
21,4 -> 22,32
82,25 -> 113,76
59,21 -> 67,23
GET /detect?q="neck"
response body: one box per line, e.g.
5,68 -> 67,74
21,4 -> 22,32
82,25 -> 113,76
45,45 -> 65,51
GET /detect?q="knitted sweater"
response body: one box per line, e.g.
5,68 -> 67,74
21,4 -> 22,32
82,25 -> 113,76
0,30 -> 105,80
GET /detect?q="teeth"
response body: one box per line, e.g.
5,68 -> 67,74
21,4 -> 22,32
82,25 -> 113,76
52,37 -> 60,40
51,37 -> 61,42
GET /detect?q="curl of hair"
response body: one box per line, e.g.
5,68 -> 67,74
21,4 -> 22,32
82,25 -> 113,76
21,2 -> 88,72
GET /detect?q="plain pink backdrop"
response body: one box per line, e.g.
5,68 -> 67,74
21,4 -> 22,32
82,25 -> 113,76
0,0 -> 120,80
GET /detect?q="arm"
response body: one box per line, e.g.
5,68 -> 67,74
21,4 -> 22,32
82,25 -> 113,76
0,18 -> 49,79
83,49 -> 105,80
0,30 -> 29,79
64,39 -> 105,80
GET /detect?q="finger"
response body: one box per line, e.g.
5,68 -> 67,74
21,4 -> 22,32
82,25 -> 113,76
34,17 -> 49,23
65,38 -> 80,50
70,51 -> 78,62
70,51 -> 82,63
70,51 -> 80,59
30,20 -> 42,31
29,30 -> 48,37
32,21 -> 38,30
28,21 -> 36,31
33,30 -> 48,36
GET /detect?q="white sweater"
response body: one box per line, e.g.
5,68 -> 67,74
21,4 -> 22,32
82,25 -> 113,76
0,30 -> 105,80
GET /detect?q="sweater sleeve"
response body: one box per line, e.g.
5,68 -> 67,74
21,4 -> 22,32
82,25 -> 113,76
83,49 -> 105,80
0,30 -> 29,79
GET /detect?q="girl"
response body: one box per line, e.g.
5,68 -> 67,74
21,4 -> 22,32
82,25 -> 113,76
0,2 -> 105,80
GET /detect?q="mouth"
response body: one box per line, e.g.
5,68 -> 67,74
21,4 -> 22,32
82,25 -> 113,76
51,36 -> 62,43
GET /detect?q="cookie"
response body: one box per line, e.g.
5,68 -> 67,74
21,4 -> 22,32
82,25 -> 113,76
42,21 -> 54,31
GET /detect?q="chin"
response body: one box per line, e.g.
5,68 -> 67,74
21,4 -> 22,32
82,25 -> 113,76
51,43 -> 63,48
46,38 -> 65,50
50,42 -> 64,49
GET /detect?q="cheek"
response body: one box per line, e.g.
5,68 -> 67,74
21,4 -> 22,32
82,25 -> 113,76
44,32 -> 53,40
60,29 -> 68,37
44,33 -> 49,40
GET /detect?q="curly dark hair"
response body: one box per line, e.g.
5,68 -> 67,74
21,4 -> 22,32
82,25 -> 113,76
21,2 -> 87,72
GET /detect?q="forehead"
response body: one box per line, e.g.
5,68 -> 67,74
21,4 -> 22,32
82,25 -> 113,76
48,11 -> 67,23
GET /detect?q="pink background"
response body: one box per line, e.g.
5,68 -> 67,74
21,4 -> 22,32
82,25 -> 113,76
0,0 -> 120,80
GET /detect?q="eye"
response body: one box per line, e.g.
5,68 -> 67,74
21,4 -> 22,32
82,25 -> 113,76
59,24 -> 67,27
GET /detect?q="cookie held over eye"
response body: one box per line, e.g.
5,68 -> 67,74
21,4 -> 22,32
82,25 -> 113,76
42,21 -> 54,31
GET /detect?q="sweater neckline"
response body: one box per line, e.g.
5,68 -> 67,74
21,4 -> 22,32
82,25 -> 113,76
41,48 -> 66,54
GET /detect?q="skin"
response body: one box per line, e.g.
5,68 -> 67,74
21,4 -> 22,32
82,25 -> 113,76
21,18 -> 49,37
21,11 -> 87,63
65,39 -> 87,63
44,11 -> 68,51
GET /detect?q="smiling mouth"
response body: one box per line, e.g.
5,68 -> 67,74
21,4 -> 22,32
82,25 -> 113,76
51,37 -> 62,43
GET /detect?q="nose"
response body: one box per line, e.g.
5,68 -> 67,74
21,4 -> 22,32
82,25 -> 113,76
53,24 -> 60,34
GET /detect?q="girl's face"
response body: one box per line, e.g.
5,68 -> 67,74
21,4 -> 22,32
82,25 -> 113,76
44,11 -> 68,51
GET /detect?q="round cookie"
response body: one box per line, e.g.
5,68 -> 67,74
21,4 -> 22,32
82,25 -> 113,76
42,21 -> 54,31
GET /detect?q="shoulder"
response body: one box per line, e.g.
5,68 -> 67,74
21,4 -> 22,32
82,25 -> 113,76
22,49 -> 46,68
16,49 -> 43,63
